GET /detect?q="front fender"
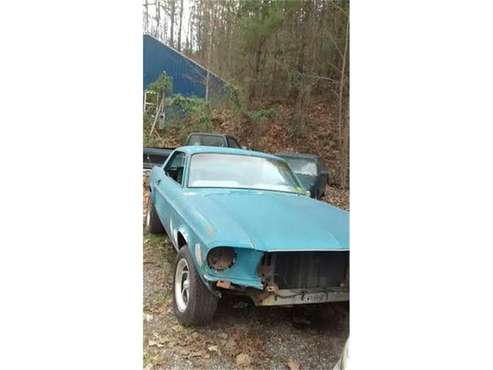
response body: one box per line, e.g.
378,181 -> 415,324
177,226 -> 265,291
201,247 -> 264,290
173,228 -> 225,292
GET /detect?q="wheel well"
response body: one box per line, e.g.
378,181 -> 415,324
177,232 -> 187,248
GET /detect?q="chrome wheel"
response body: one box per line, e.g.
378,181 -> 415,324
174,258 -> 190,312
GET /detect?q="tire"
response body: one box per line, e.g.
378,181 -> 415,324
145,196 -> 165,234
172,246 -> 218,326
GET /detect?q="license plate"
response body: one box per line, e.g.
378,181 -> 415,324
303,292 -> 328,303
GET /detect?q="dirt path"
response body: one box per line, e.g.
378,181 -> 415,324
143,182 -> 349,370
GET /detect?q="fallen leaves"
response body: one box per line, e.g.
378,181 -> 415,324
218,332 -> 228,340
148,339 -> 164,348
287,358 -> 301,370
189,351 -> 204,358
322,185 -> 349,210
236,353 -> 252,367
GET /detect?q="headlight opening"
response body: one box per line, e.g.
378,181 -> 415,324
207,247 -> 236,271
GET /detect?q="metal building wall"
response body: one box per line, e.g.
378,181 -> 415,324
143,34 -> 225,99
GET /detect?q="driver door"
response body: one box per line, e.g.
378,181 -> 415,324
154,151 -> 186,237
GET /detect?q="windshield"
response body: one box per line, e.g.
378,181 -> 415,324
188,153 -> 303,193
283,157 -> 317,176
188,134 -> 225,147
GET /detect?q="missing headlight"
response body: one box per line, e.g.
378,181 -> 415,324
207,247 -> 235,271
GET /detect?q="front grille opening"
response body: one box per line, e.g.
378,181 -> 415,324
260,251 -> 349,290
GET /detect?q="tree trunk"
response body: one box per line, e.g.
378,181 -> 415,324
337,20 -> 349,189
144,0 -> 149,33
249,42 -> 263,104
170,0 -> 176,47
154,0 -> 161,38
160,2 -> 167,41
186,3 -> 194,52
205,2 -> 215,101
178,0 -> 184,51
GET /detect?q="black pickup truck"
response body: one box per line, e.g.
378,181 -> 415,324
144,132 -> 243,170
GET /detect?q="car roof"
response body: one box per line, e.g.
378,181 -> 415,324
175,145 -> 283,161
275,152 -> 319,160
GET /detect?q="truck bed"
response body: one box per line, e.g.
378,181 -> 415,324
143,147 -> 173,169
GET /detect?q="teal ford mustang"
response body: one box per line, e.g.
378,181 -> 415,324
146,146 -> 349,326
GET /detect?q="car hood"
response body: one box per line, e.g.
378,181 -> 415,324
188,190 -> 349,251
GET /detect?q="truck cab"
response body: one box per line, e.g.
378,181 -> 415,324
185,132 -> 242,148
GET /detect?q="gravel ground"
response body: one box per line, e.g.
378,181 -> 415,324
143,179 -> 349,369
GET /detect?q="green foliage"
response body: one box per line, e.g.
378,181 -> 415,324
164,95 -> 210,130
165,97 -> 214,143
246,107 -> 277,123
147,72 -> 173,96
168,95 -> 206,115
238,0 -> 296,49
192,103 -> 213,132
225,83 -> 242,111
198,111 -> 213,131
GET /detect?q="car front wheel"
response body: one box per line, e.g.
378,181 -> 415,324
173,246 -> 218,326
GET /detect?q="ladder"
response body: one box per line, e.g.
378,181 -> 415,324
143,90 -> 157,113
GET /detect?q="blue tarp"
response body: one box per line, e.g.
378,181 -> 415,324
143,34 -> 226,99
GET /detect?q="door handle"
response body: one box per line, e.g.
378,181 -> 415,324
156,179 -> 161,185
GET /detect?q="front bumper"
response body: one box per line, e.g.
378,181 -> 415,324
251,287 -> 349,306
203,249 -> 350,306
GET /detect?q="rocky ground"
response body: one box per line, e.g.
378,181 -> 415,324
143,180 -> 349,369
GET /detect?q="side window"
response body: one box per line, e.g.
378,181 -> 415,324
227,137 -> 241,148
164,152 -> 186,185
